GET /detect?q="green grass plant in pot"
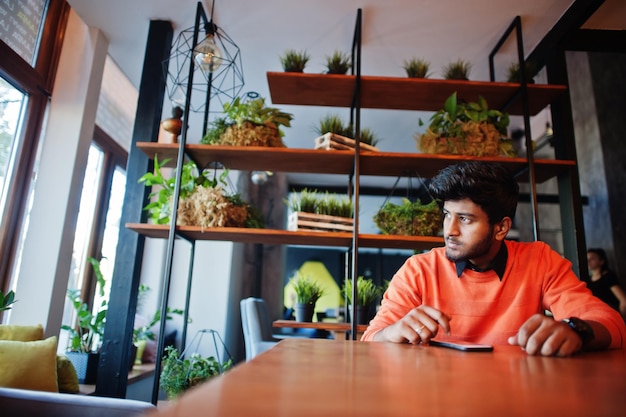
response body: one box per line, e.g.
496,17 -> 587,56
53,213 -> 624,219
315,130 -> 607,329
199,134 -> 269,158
279,49 -> 310,72
343,276 -> 383,324
506,60 -> 538,83
315,113 -> 380,148
325,50 -> 351,74
442,59 -> 472,80
403,58 -> 430,78
289,272 -> 325,322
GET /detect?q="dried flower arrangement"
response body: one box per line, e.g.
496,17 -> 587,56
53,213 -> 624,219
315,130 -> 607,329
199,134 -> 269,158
201,96 -> 293,148
139,156 -> 264,229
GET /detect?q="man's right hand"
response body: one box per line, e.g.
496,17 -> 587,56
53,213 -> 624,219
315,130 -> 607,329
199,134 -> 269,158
372,305 -> 452,344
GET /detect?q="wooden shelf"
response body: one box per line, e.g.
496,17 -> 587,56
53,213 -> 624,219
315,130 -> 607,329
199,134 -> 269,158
137,143 -> 355,175
137,143 -> 575,184
266,72 -> 567,116
273,320 -> 368,333
358,152 -> 576,183
126,223 -> 444,251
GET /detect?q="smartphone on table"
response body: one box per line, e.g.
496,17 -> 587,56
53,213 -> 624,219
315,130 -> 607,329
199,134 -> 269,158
429,340 -> 493,352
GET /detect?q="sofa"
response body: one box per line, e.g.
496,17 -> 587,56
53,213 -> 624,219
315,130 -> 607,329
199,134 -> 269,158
0,324 -> 156,416
0,386 -> 155,417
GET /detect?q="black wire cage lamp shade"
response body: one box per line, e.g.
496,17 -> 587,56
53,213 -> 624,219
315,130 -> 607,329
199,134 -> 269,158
164,1 -> 244,123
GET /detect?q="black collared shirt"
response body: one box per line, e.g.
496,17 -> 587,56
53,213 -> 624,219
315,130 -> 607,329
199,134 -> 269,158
455,242 -> 508,280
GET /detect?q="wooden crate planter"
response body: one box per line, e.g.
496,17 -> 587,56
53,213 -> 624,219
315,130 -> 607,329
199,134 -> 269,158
288,212 -> 353,233
314,132 -> 379,152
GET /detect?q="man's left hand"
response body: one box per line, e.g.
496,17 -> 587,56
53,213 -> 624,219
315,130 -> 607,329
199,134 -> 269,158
507,314 -> 582,356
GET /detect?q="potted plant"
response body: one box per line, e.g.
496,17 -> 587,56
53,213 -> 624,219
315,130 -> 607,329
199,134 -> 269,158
343,276 -> 383,324
159,345 -> 233,400
313,114 -> 380,151
416,92 -> 515,157
0,290 -> 16,312
132,284 -> 185,366
373,198 -> 442,236
139,156 -> 264,229
403,58 -> 430,78
506,60 -> 538,83
201,95 -> 293,148
61,257 -> 108,384
279,49 -> 310,72
289,272 -> 325,322
324,50 -> 351,74
442,59 -> 472,80
285,189 -> 353,233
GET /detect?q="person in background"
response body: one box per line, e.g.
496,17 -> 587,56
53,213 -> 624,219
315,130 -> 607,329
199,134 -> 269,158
361,160 -> 626,356
586,248 -> 626,320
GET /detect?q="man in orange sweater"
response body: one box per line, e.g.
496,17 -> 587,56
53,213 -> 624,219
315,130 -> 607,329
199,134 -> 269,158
362,161 -> 626,356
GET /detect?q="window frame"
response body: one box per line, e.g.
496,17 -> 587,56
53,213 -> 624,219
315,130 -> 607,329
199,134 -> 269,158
78,126 -> 127,306
0,0 -> 69,289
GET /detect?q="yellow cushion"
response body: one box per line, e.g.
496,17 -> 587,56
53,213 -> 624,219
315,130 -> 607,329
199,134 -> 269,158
56,355 -> 79,393
0,324 -> 44,341
0,336 -> 59,392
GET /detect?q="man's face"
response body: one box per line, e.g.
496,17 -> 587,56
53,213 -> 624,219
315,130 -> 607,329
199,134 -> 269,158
442,198 -> 499,269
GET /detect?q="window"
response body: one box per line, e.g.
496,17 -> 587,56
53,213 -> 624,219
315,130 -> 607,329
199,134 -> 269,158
0,0 -> 67,288
60,129 -> 127,346
0,78 -> 27,222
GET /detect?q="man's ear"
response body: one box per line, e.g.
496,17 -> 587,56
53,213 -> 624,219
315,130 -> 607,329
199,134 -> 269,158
494,217 -> 512,240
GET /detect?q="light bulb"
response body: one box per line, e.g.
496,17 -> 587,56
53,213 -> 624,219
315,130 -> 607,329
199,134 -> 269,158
193,35 -> 222,74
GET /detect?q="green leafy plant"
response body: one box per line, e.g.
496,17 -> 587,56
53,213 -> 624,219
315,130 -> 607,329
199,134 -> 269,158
139,157 -> 263,229
403,58 -> 430,78
279,49 -> 310,72
417,92 -> 515,157
373,198 -> 442,236
133,285 -> 185,343
442,59 -> 472,80
325,50 -> 351,74
159,345 -> 233,400
62,257 -> 107,353
139,156 -> 229,225
0,290 -> 16,312
201,96 -> 294,146
343,276 -> 383,307
290,272 -> 325,305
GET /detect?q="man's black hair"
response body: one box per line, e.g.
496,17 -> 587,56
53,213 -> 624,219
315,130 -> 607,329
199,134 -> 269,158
428,161 -> 519,224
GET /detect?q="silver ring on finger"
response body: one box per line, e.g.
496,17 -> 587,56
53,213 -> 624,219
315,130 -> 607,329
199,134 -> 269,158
414,325 -> 426,335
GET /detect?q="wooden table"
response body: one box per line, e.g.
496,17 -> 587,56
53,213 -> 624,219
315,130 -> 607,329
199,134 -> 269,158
272,319 -> 368,340
152,338 -> 626,417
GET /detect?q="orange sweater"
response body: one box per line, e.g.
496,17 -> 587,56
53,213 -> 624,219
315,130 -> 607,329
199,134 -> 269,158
362,240 -> 626,348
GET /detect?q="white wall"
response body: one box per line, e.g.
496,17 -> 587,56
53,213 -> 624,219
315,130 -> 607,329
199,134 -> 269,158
11,10 -> 108,336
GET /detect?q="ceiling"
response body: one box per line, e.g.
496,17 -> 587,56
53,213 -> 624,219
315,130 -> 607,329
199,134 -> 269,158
66,0 -> 625,190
